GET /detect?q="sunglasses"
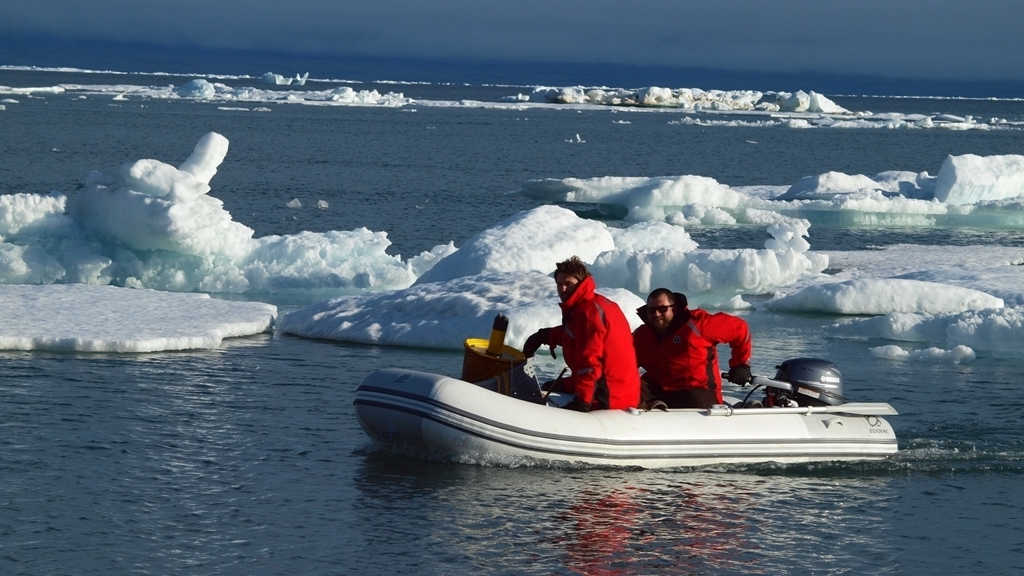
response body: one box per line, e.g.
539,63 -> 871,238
636,304 -> 674,317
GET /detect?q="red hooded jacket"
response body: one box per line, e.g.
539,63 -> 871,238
632,308 -> 750,404
546,276 -> 640,409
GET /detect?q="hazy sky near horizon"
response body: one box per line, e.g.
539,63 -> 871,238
3,0 -> 1022,81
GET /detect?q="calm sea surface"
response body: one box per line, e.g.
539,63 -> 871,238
1,69 -> 1023,575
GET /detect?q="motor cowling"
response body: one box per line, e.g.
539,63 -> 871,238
773,358 -> 846,406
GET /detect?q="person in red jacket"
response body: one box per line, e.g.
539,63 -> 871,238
522,257 -> 640,412
633,288 -> 752,409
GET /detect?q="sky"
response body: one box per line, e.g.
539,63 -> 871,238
2,0 -> 1023,83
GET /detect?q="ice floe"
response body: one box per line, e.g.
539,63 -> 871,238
0,284 -> 275,352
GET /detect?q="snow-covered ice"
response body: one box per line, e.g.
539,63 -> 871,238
2,132 -> 445,294
4,66 -> 1022,131
0,284 -> 275,352
2,130 -> 1023,363
768,278 -> 1004,315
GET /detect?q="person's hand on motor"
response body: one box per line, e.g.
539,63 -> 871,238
726,364 -> 752,385
522,328 -> 551,358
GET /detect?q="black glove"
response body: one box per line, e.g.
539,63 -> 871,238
727,364 -> 752,385
522,328 -> 551,358
565,397 -> 592,412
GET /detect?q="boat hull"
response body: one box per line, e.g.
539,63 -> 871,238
355,368 -> 898,468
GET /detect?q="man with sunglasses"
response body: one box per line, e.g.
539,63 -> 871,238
633,288 -> 752,409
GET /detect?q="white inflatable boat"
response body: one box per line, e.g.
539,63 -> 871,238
354,355 -> 899,469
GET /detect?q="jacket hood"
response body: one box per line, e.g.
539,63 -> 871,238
560,275 -> 596,309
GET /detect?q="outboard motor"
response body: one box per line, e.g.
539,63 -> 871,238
773,358 -> 846,406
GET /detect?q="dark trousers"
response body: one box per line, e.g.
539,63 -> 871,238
644,382 -> 717,409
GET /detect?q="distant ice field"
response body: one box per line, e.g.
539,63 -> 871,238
3,65 -> 1024,128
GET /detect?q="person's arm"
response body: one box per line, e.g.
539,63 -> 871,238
563,310 -> 607,405
703,313 -> 752,368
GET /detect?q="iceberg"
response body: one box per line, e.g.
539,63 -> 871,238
277,271 -> 643,351
522,175 -> 747,222
774,90 -> 850,114
869,344 -> 976,364
779,170 -> 936,201
262,72 -> 309,86
933,154 -> 1024,205
176,79 -> 218,99
770,278 -> 1004,315
838,307 -> 1024,357
593,215 -> 827,301
70,132 -> 255,260
3,132 -> 441,296
414,205 -> 615,284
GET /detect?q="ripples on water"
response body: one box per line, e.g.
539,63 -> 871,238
3,323 -> 1022,575
351,455 -> 907,575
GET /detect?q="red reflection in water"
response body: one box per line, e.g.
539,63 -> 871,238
559,481 -> 753,576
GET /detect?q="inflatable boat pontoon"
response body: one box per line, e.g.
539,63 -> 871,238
354,357 -> 898,469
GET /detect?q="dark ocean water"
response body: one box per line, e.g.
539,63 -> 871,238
1,67 -> 1023,575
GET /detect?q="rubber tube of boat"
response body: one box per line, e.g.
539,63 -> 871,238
486,314 -> 509,356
